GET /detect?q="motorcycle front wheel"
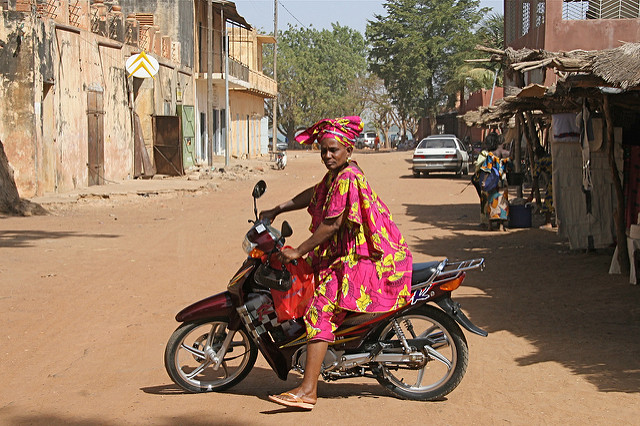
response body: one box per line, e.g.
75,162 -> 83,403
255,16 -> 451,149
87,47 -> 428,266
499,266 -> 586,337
164,318 -> 258,393
372,305 -> 469,401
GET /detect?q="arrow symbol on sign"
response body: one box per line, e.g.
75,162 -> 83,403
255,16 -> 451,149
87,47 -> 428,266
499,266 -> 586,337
126,51 -> 158,79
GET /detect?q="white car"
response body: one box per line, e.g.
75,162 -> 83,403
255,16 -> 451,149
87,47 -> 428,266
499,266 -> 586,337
356,132 -> 377,149
412,135 -> 470,177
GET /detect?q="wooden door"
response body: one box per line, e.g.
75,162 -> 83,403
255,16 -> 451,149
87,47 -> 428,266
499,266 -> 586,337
87,91 -> 104,186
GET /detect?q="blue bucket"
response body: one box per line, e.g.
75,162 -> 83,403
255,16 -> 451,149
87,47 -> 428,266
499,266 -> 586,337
509,204 -> 532,228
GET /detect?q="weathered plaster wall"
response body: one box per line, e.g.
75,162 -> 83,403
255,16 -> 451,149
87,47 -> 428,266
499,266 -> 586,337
119,0 -> 194,68
229,90 -> 264,159
193,81 -> 265,160
98,44 -> 134,182
0,11 -> 37,196
34,17 -> 57,194
1,9 -> 195,197
133,60 -> 194,159
54,27 -> 87,191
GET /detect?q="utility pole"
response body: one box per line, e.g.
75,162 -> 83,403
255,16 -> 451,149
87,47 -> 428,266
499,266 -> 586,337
224,9 -> 230,167
207,0 -> 213,166
272,0 -> 278,151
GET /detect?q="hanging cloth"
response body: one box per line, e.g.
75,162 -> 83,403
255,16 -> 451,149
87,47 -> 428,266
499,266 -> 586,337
578,99 -> 594,192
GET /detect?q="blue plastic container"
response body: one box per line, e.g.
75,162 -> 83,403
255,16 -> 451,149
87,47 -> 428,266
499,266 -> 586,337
509,204 -> 532,228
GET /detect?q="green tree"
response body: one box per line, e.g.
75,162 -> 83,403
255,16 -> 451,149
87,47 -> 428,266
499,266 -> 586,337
264,24 -> 368,145
366,0 -> 487,134
477,12 -> 504,50
443,13 -> 503,110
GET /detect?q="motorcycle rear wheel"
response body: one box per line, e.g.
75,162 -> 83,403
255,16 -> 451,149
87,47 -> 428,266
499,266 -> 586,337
372,305 -> 468,401
164,318 -> 258,393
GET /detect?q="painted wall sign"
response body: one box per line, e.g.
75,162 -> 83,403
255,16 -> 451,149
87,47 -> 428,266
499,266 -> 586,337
125,51 -> 159,79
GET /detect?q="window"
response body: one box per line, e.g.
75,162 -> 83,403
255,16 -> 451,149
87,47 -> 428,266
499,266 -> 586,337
563,0 -> 640,20
536,1 -> 545,27
423,139 -> 456,149
521,1 -> 531,36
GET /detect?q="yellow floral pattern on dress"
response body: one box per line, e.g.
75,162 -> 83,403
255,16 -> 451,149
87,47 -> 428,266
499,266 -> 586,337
341,274 -> 350,298
356,285 -> 372,311
307,304 -> 319,325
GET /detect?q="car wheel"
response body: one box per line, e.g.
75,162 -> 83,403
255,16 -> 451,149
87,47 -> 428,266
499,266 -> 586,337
413,170 -> 421,178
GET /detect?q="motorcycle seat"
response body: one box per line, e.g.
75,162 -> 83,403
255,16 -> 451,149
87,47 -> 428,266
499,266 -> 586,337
411,261 -> 440,286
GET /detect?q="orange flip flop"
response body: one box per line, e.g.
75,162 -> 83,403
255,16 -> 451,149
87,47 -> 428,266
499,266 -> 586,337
268,392 -> 315,410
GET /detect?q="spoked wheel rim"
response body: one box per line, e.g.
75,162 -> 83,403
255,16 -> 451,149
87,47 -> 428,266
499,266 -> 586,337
171,321 -> 254,391
377,313 -> 460,394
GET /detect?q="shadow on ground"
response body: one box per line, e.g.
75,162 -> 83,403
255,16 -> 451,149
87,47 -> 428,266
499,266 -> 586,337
0,230 -> 119,248
404,201 -> 640,394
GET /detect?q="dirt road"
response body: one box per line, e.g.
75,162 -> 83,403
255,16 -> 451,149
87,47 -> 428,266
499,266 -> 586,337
1,150 -> 638,425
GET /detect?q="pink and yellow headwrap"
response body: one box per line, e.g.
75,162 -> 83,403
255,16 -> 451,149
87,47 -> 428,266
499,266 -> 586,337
295,116 -> 364,148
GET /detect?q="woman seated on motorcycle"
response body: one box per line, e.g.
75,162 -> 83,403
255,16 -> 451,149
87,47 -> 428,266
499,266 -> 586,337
260,116 -> 413,410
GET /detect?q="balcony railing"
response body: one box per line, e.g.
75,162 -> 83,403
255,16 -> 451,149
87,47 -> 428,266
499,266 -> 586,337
228,57 -> 249,82
248,69 -> 277,97
563,0 -> 640,20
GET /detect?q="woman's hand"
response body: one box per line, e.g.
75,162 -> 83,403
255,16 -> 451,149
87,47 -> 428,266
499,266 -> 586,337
279,247 -> 302,264
259,208 -> 278,223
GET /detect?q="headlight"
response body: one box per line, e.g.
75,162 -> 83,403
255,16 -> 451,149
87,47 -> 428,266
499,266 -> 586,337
242,235 -> 257,254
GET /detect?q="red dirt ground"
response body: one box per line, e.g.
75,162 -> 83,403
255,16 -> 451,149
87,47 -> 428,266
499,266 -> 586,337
1,150 -> 638,425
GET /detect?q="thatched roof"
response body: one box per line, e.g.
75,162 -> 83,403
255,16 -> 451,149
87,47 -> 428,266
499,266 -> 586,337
503,42 -> 640,89
463,43 -> 640,126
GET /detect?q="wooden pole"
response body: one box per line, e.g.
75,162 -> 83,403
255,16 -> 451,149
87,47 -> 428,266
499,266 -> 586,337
525,111 -> 541,202
514,115 -> 522,198
224,9 -> 230,167
603,95 -> 629,273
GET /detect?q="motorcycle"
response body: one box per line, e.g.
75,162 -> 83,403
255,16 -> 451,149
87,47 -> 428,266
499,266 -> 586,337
164,180 -> 487,401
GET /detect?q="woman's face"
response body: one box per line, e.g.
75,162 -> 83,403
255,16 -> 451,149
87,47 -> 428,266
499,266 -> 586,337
319,137 -> 352,171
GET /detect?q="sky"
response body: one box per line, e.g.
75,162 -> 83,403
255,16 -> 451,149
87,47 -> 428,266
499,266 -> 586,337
233,0 -> 504,34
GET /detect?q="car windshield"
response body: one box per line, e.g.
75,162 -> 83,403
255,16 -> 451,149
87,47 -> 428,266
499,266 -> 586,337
419,139 -> 456,149
366,132 -> 376,138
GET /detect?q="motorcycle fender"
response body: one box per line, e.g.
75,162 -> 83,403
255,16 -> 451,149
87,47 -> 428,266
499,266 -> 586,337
175,291 -> 235,323
436,297 -> 488,337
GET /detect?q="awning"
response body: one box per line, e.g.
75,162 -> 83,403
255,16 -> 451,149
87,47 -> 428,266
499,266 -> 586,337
214,1 -> 252,30
257,35 -> 277,44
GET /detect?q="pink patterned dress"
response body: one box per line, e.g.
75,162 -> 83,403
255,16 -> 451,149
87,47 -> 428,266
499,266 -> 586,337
303,161 -> 413,342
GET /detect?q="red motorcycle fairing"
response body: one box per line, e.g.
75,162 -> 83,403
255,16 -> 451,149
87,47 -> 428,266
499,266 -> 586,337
175,291 -> 235,323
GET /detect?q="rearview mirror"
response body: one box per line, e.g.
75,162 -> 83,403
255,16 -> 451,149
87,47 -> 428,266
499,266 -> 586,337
280,221 -> 293,238
252,180 -> 267,199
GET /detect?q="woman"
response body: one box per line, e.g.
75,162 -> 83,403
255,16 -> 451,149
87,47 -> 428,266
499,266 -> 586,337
472,135 -> 510,231
260,116 -> 413,410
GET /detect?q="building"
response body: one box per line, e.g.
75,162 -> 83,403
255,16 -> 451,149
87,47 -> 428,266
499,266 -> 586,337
118,0 -> 277,163
501,0 -> 640,252
504,0 -> 640,87
0,0 -> 276,198
462,88 -> 504,143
